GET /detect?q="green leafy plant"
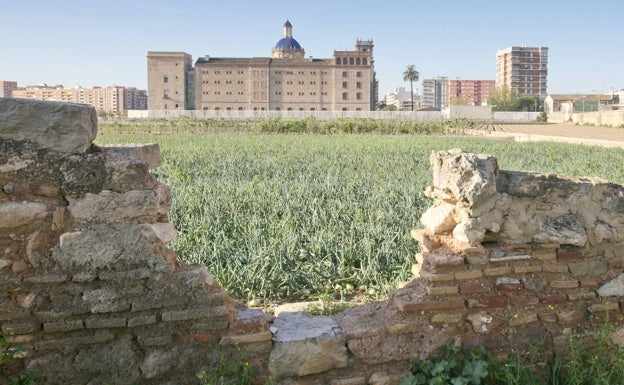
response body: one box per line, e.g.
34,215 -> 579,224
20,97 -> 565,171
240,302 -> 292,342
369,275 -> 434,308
399,344 -> 488,385
199,350 -> 257,385
1,331 -> 36,385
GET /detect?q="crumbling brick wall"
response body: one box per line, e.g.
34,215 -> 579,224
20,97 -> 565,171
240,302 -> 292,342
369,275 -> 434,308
0,99 -> 270,385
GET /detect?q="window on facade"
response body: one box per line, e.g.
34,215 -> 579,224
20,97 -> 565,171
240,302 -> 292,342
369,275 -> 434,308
356,93 -> 362,100
238,107 -> 243,110
336,58 -> 341,65
215,107 -> 220,110
287,107 -> 292,111
163,89 -> 169,98
356,108 -> 361,111
163,75 -> 168,83
356,72 -> 362,78
342,71 -> 347,78
349,58 -> 354,65
363,58 -> 367,65
164,104 -> 168,109
226,107 -> 232,111
356,58 -> 361,65
343,57 -> 347,64
276,107 -> 281,111
311,108 -> 315,111
299,108 -> 304,111
342,92 -> 348,100
356,82 -> 361,88
342,108 -> 347,111
342,82 -> 348,88
322,108 -> 327,111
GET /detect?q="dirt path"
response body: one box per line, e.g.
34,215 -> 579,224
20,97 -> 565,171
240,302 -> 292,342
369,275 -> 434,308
470,123 -> 624,148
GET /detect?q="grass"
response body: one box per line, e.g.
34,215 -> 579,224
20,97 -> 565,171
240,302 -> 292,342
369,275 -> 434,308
95,130 -> 624,305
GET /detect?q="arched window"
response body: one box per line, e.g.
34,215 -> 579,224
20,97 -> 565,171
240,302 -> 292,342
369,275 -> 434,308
349,57 -> 354,65
336,57 -> 341,65
356,58 -> 361,65
363,58 -> 368,65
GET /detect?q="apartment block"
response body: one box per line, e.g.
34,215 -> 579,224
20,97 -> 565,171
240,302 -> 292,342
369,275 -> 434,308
148,21 -> 377,111
0,81 -> 18,97
448,79 -> 495,106
11,85 -> 147,113
496,46 -> 548,98
422,77 -> 449,109
384,87 -> 421,110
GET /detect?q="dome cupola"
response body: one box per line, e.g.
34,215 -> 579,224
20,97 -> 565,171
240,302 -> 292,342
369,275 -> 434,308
272,20 -> 305,59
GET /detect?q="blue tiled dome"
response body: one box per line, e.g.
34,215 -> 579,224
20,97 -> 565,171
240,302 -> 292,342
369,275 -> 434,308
274,37 -> 302,50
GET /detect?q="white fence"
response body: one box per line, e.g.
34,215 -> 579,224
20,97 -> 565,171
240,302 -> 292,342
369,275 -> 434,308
128,109 -> 446,121
127,108 -> 543,123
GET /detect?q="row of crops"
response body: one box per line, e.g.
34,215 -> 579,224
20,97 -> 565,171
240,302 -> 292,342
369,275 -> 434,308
96,128 -> 624,305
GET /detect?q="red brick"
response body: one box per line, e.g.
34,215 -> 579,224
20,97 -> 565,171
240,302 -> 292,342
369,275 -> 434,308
556,310 -> 587,325
496,283 -> 524,292
579,277 -> 602,288
483,266 -> 512,277
468,296 -> 509,308
589,302 -> 620,313
454,270 -> 483,280
512,297 -> 539,307
419,271 -> 455,282
537,311 -> 557,323
423,251 -> 465,267
395,297 -> 465,312
539,295 -> 568,304
179,333 -> 211,344
460,282 -> 491,295
542,264 -> 569,273
514,265 -> 542,274
550,280 -> 579,289
33,185 -> 60,198
556,250 -> 582,261
567,291 -> 596,301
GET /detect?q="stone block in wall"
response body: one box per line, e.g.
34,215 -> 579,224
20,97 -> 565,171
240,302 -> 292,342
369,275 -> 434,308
0,201 -> 50,229
369,371 -> 411,385
427,149 -> 499,208
420,202 -> 456,234
100,143 -> 161,170
269,312 -> 347,377
597,273 -> 624,297
569,260 -> 608,277
0,98 -> 97,154
66,185 -> 171,227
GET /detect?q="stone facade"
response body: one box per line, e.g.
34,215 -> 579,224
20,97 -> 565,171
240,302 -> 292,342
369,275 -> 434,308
148,21 -> 376,112
2,99 -> 624,384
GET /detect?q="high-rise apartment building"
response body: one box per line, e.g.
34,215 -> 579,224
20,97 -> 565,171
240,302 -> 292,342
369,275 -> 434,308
0,81 -> 18,97
422,77 -> 449,109
448,79 -> 495,106
496,46 -> 548,99
11,85 -> 147,113
147,21 -> 377,111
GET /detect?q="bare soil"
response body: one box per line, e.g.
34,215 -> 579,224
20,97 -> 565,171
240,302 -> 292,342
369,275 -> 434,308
470,122 -> 624,148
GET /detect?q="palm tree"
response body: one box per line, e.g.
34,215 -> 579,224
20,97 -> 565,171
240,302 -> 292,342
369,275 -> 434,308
402,65 -> 420,111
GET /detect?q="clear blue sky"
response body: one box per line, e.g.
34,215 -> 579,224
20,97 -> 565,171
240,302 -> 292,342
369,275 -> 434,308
1,0 -> 622,96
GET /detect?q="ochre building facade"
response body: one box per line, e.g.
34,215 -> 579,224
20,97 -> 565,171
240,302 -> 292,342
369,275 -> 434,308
147,21 -> 376,111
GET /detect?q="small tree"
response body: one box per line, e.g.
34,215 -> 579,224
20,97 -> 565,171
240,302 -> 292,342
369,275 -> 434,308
487,85 -> 518,111
403,65 -> 420,111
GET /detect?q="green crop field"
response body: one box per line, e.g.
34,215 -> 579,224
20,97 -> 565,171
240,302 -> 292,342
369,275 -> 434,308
96,131 -> 624,305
